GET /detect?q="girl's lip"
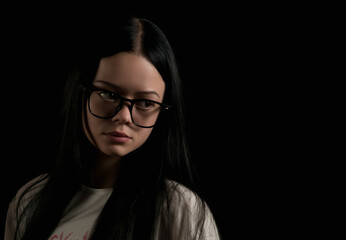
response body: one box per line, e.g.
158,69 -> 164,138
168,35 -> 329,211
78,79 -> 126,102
105,131 -> 131,143
106,131 -> 131,138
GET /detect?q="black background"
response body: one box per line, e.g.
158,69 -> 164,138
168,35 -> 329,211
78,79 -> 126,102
0,4 -> 303,239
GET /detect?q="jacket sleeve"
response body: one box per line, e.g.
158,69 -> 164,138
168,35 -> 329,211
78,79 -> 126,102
4,197 -> 17,240
156,181 -> 221,240
4,174 -> 48,240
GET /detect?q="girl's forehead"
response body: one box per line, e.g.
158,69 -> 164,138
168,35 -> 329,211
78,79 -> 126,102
94,52 -> 165,97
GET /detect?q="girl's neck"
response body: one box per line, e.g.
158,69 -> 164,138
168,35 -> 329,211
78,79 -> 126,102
85,154 -> 122,189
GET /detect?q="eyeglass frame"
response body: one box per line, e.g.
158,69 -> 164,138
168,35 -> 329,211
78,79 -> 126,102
83,87 -> 172,128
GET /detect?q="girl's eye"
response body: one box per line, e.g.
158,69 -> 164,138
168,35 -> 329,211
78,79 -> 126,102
135,100 -> 157,109
99,91 -> 116,99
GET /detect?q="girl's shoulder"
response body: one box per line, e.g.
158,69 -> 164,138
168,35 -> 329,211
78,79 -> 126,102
164,179 -> 210,215
10,173 -> 49,207
5,174 -> 49,240
18,173 -> 48,194
164,179 -> 200,204
160,180 -> 221,239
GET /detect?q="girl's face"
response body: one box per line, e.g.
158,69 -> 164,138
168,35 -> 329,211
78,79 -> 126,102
83,52 -> 165,158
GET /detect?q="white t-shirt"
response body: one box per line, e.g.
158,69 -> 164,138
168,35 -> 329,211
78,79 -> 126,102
5,175 -> 220,240
48,185 -> 112,240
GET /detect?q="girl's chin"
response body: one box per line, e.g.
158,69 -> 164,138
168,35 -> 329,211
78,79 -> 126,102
102,147 -> 132,158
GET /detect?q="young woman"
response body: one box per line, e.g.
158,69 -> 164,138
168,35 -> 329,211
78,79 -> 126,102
5,16 -> 221,240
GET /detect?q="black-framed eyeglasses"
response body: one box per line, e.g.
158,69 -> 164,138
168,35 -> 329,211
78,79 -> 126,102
84,88 -> 171,128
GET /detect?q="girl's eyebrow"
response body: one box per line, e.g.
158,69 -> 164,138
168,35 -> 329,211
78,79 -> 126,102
94,80 -> 160,98
94,80 -> 121,90
136,90 -> 160,98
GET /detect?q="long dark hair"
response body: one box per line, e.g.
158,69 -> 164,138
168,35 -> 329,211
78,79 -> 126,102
15,17 -> 207,239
